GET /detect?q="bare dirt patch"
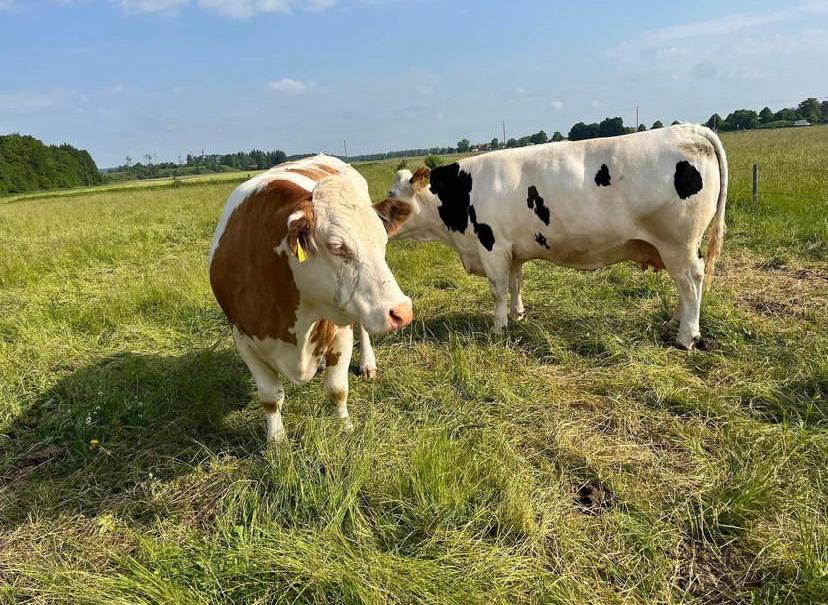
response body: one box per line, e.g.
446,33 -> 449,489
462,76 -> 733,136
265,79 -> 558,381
718,252 -> 827,321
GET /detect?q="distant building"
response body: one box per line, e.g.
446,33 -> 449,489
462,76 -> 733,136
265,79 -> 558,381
793,119 -> 812,127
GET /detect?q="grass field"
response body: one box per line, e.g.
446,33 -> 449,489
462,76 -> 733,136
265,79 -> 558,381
0,126 -> 826,604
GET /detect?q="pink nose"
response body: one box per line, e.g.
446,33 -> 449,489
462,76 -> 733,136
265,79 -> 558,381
388,301 -> 413,330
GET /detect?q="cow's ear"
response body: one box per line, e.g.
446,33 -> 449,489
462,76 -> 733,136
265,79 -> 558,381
286,199 -> 317,260
374,197 -> 413,237
409,167 -> 430,191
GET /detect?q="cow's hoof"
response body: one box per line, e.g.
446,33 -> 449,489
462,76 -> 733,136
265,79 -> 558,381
490,319 -> 508,334
265,431 -> 287,447
340,417 -> 355,432
360,365 -> 377,380
676,334 -> 701,350
510,311 -> 526,322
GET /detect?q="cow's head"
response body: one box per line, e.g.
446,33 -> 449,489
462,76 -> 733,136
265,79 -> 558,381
287,173 -> 413,334
375,167 -> 444,243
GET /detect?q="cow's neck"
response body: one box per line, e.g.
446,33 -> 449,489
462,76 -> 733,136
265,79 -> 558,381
405,194 -> 454,245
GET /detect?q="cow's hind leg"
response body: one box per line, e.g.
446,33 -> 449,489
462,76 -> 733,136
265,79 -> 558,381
509,260 -> 525,321
233,328 -> 286,444
324,325 -> 355,430
661,248 -> 705,349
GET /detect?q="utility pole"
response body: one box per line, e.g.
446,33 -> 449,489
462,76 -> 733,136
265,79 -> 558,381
502,120 -> 506,146
636,106 -> 639,129
343,139 -> 348,160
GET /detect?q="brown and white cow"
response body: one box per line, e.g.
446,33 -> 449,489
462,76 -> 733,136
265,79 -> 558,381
360,124 -> 727,371
209,155 -> 412,443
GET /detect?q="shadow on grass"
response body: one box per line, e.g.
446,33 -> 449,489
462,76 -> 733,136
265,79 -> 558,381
0,349 -> 258,526
388,310 -> 656,365
390,309 -> 826,429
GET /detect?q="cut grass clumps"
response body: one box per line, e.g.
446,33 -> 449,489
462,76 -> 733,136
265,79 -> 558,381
1,126 -> 827,603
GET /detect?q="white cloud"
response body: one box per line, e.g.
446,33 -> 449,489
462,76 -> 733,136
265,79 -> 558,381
414,69 -> 438,95
0,89 -> 87,113
644,11 -> 790,42
799,0 -> 828,15
551,100 -> 564,110
118,0 -> 188,13
609,4 -> 828,91
0,91 -> 54,111
0,0 -> 17,11
198,0 -> 336,19
267,78 -> 312,93
507,87 -> 544,104
117,0 -> 336,17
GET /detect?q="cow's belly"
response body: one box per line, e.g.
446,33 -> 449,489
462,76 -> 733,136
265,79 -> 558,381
540,235 -> 663,270
507,190 -> 710,270
243,335 -> 319,385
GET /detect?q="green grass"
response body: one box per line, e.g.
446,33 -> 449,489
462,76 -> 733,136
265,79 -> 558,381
1,127 -> 826,604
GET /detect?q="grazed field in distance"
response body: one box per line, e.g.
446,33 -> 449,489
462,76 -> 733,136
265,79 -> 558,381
0,126 -> 826,604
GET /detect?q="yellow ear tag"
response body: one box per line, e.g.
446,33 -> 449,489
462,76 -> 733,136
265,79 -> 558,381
296,241 -> 307,263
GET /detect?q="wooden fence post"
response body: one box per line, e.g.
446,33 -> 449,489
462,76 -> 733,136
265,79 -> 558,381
752,164 -> 760,205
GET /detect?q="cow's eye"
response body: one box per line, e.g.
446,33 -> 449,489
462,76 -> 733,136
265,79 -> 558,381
327,242 -> 352,258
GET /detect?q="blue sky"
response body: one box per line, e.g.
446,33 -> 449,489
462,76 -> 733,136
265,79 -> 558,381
1,0 -> 827,167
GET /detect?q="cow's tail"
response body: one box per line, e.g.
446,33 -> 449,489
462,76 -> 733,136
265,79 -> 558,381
699,126 -> 728,291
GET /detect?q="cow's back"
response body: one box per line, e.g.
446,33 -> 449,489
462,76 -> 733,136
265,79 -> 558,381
450,125 -> 723,263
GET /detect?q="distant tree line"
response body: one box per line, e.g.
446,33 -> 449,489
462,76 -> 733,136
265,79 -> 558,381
0,134 -> 103,194
110,149 -> 288,180
347,146 -> 458,163
403,96 -> 828,156
704,97 -> 827,131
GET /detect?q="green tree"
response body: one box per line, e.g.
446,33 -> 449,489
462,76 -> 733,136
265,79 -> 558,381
637,123 -> 647,132
724,109 -> 758,130
705,114 -> 723,130
456,139 -> 471,152
758,107 -> 774,124
774,107 -> 796,122
551,131 -> 564,141
506,138 -> 518,148
671,120 -> 681,126
651,120 -> 663,129
568,122 -> 600,141
796,97 -> 821,123
424,155 -> 443,169
598,117 -> 625,137
489,138 -> 499,150
0,134 -> 103,194
529,130 -> 548,144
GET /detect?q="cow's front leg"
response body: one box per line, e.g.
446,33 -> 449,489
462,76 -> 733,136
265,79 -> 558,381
490,277 -> 509,333
358,323 -> 377,380
481,252 -> 512,334
509,260 -> 525,321
325,325 -> 355,430
233,328 -> 286,444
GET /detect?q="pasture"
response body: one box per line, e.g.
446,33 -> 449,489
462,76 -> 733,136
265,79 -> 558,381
0,126 -> 826,604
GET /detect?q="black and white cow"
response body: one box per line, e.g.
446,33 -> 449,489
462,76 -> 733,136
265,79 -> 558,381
359,124 -> 727,374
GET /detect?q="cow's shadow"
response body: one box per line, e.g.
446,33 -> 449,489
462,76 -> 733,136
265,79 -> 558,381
369,309 -> 669,365
0,349 -> 262,526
